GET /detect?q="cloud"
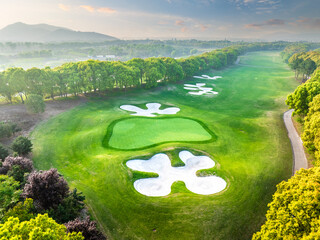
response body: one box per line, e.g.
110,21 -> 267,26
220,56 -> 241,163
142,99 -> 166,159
292,18 -> 320,30
175,20 -> 185,26
181,27 -> 188,32
200,24 -> 209,31
80,5 -> 95,13
245,19 -> 285,29
58,3 -> 69,11
231,0 -> 280,14
97,7 -> 117,14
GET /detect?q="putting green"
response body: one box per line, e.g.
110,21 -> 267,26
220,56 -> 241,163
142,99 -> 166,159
105,117 -> 214,150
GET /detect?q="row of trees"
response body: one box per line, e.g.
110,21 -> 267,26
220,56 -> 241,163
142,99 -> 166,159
0,46 -> 241,103
0,42 -> 291,104
255,47 -> 320,239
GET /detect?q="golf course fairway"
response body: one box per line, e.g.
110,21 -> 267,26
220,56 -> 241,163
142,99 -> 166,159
31,51 -> 298,240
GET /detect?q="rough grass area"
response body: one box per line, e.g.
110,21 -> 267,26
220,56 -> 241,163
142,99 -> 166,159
31,51 -> 298,240
105,117 -> 214,150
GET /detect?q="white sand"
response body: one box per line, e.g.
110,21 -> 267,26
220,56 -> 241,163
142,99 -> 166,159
126,151 -> 227,196
184,83 -> 218,96
120,103 -> 180,117
193,75 -> 222,80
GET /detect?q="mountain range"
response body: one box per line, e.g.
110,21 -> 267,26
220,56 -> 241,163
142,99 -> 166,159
0,22 -> 117,42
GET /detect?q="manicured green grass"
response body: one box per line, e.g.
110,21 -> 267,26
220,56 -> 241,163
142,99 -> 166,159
31,51 -> 298,240
105,117 -> 214,150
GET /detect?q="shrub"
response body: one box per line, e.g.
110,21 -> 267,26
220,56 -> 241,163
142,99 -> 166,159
48,188 -> 85,224
23,168 -> 69,210
2,198 -> 35,223
0,175 -> 21,217
25,94 -> 45,113
0,144 -> 8,161
0,121 -> 20,139
11,136 -> 33,156
65,217 -> 106,240
0,214 -> 84,239
2,156 -> 33,172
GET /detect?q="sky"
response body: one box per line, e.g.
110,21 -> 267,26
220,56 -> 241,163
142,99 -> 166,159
0,0 -> 319,41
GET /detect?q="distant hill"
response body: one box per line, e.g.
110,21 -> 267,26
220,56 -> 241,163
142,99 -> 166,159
0,22 -> 118,42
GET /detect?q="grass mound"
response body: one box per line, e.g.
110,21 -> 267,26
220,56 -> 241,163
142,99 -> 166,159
104,117 -> 214,150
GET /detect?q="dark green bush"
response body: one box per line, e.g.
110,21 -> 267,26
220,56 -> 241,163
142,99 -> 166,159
0,144 -> 9,160
11,136 -> 33,156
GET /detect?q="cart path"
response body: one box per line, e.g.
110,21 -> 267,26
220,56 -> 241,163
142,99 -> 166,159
283,109 -> 308,174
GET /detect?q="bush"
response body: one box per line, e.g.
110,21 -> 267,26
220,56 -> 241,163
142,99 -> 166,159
65,217 -> 106,240
23,168 -> 69,210
0,144 -> 8,161
1,198 -> 35,223
48,188 -> 85,224
11,136 -> 33,156
0,175 -> 21,217
1,156 -> 33,172
25,94 -> 45,114
0,214 -> 84,239
0,121 -> 20,139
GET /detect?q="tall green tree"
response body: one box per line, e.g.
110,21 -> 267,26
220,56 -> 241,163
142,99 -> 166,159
253,167 -> 320,240
8,68 -> 27,103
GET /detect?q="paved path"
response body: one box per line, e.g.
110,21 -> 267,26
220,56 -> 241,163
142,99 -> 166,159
283,109 -> 308,174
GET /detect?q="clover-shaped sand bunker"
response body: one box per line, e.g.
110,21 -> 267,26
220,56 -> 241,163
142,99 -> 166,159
126,151 -> 227,196
194,75 -> 222,80
120,103 -> 180,117
184,83 -> 218,96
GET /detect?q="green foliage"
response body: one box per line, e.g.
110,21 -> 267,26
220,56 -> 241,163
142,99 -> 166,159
2,198 -> 35,223
47,188 -> 85,224
288,51 -> 320,81
0,214 -> 84,239
0,121 -> 20,139
253,167 -> 320,240
25,94 -> 45,113
7,165 -> 28,186
0,175 -> 21,217
281,44 -> 308,63
0,43 -> 290,101
0,144 -> 8,161
302,95 -> 320,163
286,80 -> 320,116
11,136 -> 33,156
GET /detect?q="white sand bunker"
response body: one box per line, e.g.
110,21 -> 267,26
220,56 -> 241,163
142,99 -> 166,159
194,75 -> 222,80
120,103 -> 180,117
126,151 -> 227,196
184,83 -> 218,96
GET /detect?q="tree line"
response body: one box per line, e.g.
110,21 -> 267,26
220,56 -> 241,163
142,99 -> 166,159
255,49 -> 320,239
0,42 -> 292,104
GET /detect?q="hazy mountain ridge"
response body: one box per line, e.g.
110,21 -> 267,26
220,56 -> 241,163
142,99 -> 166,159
0,22 -> 117,42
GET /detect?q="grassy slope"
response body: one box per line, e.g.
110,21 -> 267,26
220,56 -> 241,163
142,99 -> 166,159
31,51 -> 298,240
